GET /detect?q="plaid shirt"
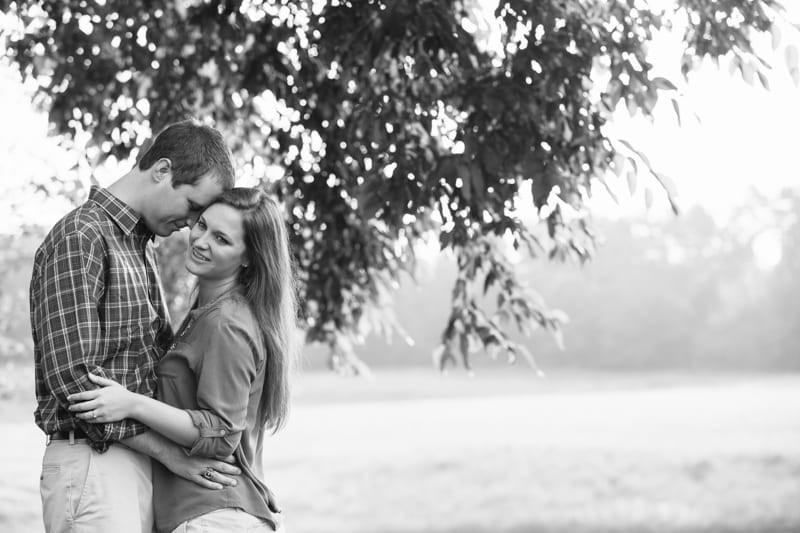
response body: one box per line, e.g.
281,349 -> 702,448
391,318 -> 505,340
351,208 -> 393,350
30,186 -> 173,451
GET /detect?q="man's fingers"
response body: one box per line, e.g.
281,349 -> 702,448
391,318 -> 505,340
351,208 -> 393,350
211,473 -> 238,487
194,478 -> 223,490
211,460 -> 241,476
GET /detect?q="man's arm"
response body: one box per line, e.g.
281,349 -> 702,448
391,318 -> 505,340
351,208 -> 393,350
34,232 -> 147,446
120,431 -> 240,490
123,431 -> 281,511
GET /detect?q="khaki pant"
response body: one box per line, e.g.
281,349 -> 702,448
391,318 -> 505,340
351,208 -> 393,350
40,438 -> 153,533
170,508 -> 283,533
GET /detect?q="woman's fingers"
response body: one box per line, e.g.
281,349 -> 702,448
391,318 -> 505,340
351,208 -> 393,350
87,372 -> 119,386
66,390 -> 99,402
72,406 -> 105,423
75,410 -> 101,421
68,399 -> 99,412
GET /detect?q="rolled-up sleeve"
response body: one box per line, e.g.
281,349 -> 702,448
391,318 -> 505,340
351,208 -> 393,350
184,317 -> 259,459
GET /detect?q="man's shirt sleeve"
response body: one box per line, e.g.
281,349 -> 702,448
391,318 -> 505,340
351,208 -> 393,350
34,231 -> 149,446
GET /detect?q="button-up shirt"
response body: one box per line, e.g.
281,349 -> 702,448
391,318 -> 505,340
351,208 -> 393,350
153,290 -> 281,533
30,186 -> 173,451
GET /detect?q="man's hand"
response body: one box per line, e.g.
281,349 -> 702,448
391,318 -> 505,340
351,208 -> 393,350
163,452 -> 242,490
122,432 -> 241,490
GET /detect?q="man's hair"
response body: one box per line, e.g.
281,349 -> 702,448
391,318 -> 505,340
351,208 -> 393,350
137,119 -> 235,189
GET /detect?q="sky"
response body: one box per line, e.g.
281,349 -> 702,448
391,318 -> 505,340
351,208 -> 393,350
596,15 -> 800,223
1,4 -> 798,243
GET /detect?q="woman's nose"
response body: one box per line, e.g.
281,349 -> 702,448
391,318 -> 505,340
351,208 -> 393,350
191,231 -> 209,248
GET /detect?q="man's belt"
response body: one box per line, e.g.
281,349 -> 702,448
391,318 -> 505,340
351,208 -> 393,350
49,428 -> 88,440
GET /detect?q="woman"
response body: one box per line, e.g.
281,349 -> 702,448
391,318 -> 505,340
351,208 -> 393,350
67,187 -> 297,532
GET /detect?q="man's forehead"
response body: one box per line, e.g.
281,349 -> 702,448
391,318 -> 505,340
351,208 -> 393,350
185,173 -> 225,205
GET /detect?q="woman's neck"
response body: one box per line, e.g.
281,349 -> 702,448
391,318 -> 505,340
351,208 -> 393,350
196,277 -> 238,308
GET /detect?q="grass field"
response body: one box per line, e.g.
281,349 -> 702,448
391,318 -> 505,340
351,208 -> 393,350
2,369 -> 799,533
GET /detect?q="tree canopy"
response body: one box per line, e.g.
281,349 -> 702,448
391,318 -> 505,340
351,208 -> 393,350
0,0 -> 791,372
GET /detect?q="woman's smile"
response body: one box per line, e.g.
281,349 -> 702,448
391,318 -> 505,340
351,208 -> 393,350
190,247 -> 210,263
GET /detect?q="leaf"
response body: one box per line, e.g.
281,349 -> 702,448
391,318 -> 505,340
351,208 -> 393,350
618,139 -> 653,171
671,98 -> 682,126
771,24 -> 782,50
785,44 -> 798,71
653,171 -> 677,199
550,324 -> 565,351
651,76 -> 677,91
612,153 -> 626,178
626,167 -> 637,195
483,268 -> 497,295
513,343 -> 545,376
458,333 -> 471,369
626,94 -> 638,117
757,70 -> 770,90
740,60 -> 755,85
597,175 -> 619,204
486,340 -> 501,360
654,173 -> 680,215
432,344 -> 455,371
728,55 -> 741,77
548,309 -> 570,325
644,188 -> 654,210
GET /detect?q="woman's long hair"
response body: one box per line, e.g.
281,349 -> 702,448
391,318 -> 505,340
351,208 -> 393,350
214,187 -> 298,432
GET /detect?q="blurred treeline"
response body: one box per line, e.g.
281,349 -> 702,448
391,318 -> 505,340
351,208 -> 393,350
2,189 -> 799,379
348,189 -> 800,371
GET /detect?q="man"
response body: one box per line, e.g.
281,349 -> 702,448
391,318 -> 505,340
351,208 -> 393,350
31,120 -> 240,532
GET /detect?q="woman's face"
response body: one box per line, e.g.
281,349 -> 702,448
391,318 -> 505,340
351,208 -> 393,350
186,203 -> 248,281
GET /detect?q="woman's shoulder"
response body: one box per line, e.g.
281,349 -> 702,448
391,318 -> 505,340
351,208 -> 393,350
203,291 -> 258,334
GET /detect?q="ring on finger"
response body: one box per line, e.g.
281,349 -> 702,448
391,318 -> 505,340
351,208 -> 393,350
202,467 -> 214,480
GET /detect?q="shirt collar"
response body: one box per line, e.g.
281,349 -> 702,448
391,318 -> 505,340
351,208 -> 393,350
88,186 -> 154,241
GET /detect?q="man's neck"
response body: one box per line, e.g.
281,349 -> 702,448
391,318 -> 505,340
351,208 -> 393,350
107,169 -> 147,214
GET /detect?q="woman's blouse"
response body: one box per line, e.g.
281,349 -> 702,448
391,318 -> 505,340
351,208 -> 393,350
152,290 -> 281,533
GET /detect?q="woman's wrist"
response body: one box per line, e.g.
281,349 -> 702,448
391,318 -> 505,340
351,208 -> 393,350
129,392 -> 146,420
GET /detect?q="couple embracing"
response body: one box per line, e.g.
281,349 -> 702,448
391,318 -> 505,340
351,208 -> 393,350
30,120 -> 297,532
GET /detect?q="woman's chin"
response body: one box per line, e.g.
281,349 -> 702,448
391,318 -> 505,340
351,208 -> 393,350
185,260 -> 203,277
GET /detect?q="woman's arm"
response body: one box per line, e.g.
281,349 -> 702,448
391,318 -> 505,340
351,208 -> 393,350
68,373 -> 201,448
68,316 -> 259,460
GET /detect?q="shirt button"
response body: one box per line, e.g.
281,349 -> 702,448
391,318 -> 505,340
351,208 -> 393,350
219,429 -> 227,435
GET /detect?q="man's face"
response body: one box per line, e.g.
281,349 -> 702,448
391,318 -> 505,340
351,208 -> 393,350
143,172 -> 225,237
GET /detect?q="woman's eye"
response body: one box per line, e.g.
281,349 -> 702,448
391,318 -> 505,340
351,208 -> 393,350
216,236 -> 228,244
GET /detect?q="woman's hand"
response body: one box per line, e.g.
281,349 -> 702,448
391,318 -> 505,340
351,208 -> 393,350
67,372 -> 139,423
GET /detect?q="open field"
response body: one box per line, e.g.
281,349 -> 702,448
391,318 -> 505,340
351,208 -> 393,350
2,369 -> 799,532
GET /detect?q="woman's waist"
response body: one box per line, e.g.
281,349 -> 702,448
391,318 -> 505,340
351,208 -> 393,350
152,463 -> 277,524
